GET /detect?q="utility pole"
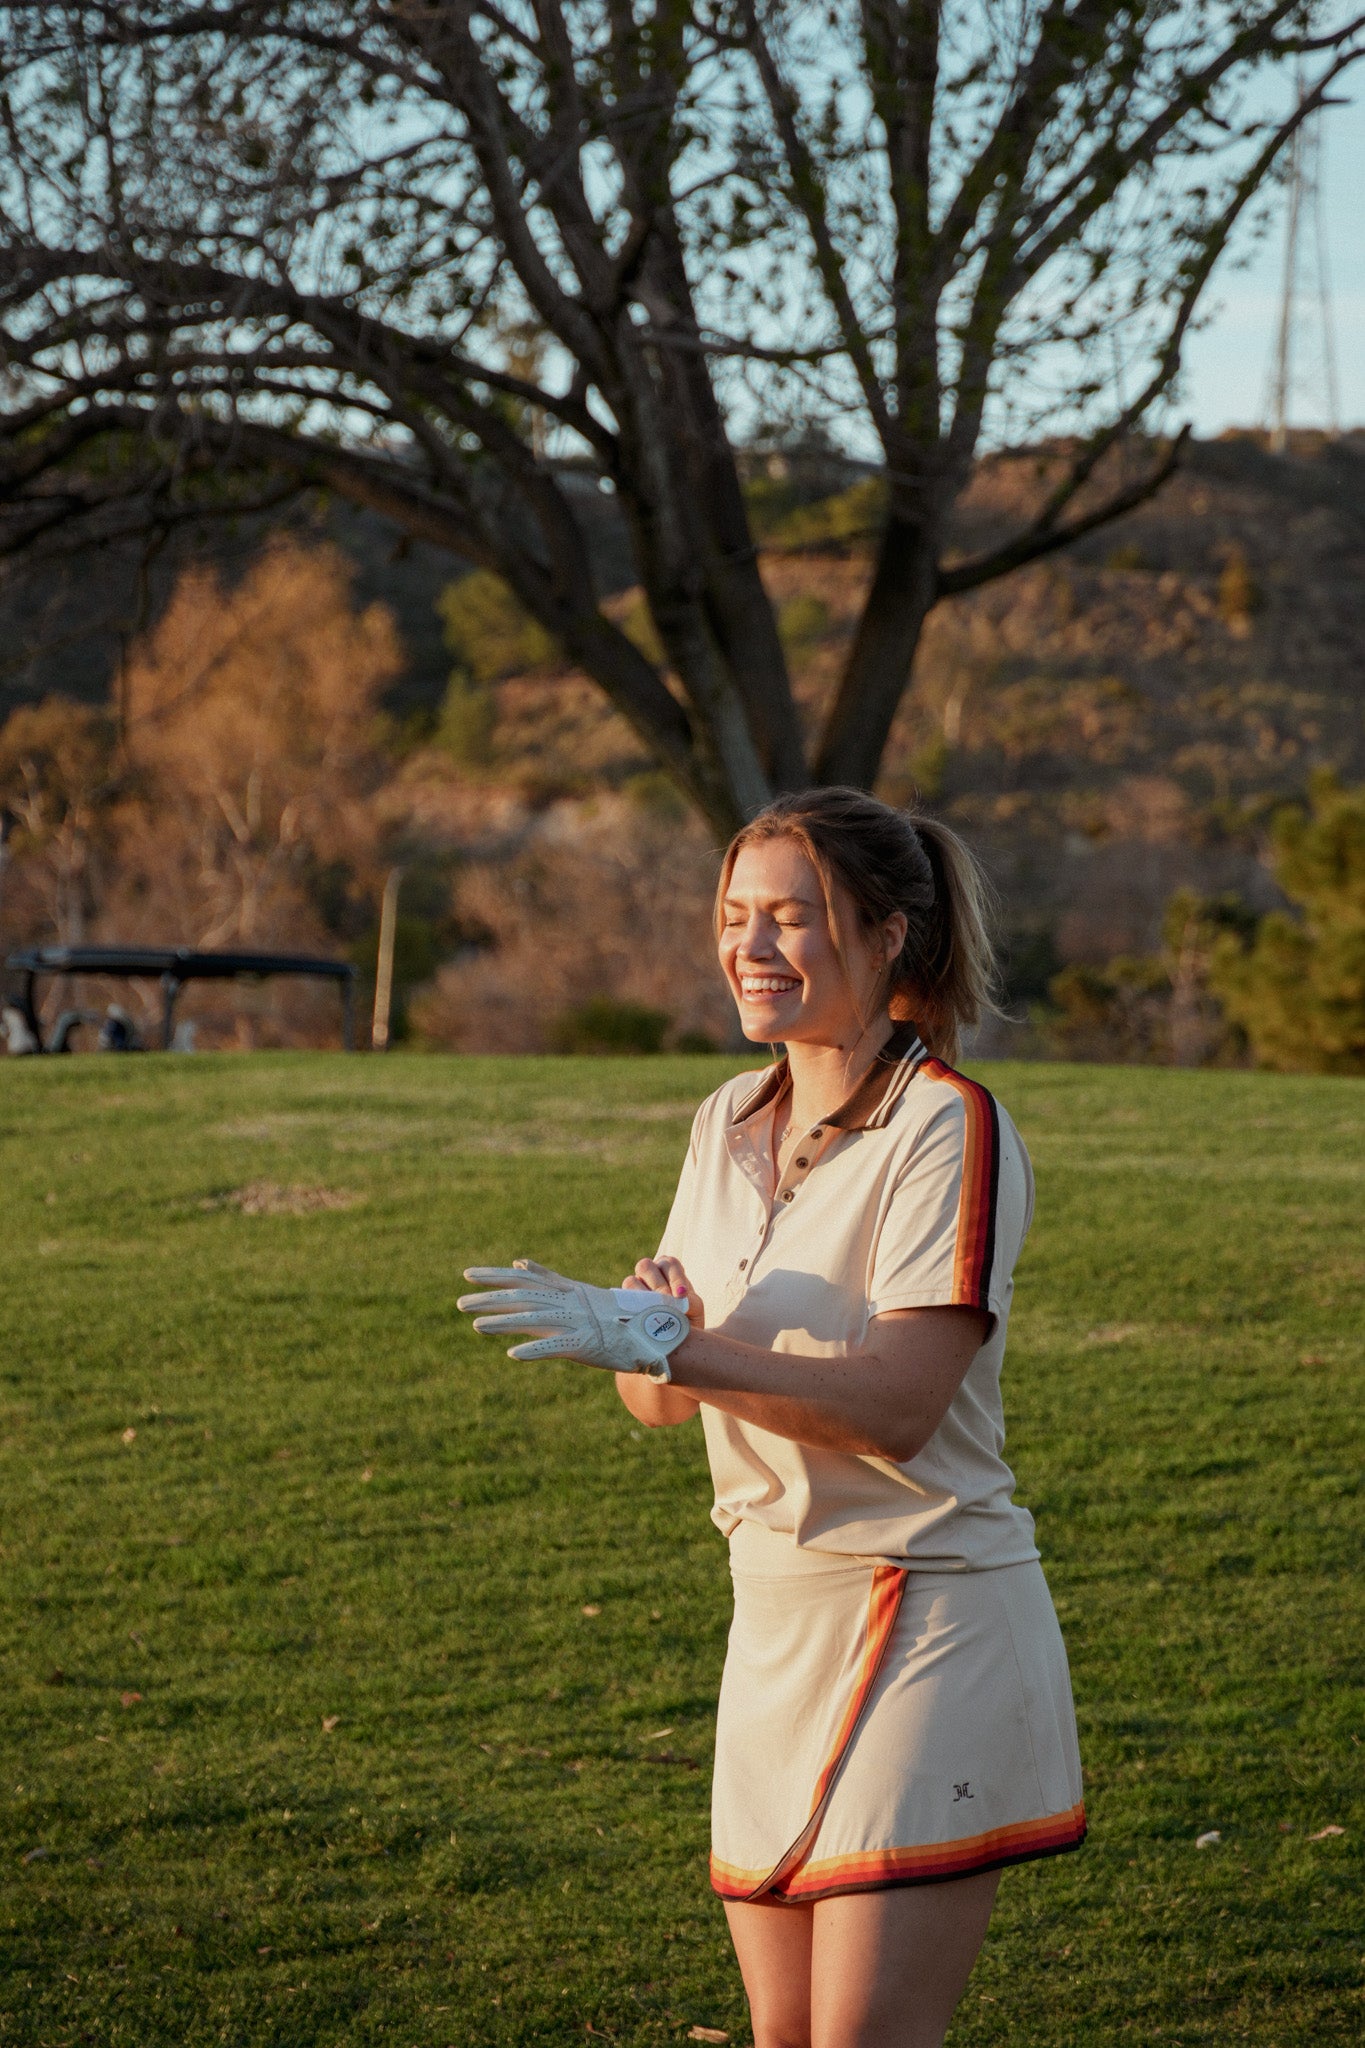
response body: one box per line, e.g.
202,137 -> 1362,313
1264,81 -> 1341,453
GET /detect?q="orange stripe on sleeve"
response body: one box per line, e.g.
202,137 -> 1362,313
920,1060 -> 1001,1311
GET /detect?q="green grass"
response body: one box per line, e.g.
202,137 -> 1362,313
0,1053 -> 1361,2047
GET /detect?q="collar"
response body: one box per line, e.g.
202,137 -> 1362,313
729,1018 -> 928,1134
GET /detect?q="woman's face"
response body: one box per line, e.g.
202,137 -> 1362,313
719,836 -> 904,1048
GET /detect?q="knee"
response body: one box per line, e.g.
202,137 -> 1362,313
813,2012 -> 945,2048
750,2009 -> 812,2048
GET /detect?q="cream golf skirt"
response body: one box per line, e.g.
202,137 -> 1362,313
710,1521 -> 1086,1903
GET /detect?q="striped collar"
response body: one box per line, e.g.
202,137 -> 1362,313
729,1019 -> 929,1134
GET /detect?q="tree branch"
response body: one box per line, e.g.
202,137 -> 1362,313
935,426 -> 1189,597
735,0 -> 894,448
940,38 -> 1361,592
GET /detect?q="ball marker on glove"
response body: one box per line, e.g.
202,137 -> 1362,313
457,1258 -> 690,1381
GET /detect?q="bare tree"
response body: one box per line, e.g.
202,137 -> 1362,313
0,1 -> 1360,831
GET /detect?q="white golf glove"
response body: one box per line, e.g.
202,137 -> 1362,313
457,1259 -> 690,1381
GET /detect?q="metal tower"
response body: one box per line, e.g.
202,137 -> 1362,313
1264,85 -> 1342,450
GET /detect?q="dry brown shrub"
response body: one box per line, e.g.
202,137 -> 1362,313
409,796 -> 734,1052
78,539 -> 403,1044
0,700 -> 117,943
113,537 -> 399,941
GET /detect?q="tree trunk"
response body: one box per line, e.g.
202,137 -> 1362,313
813,514 -> 939,789
648,240 -> 808,793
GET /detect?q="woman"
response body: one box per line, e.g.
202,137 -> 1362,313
459,788 -> 1084,2048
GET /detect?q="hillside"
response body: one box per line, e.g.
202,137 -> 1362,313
931,433 -> 1365,968
383,431 -> 1365,1050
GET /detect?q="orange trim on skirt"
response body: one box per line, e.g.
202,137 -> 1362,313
712,1800 -> 1088,1903
734,1563 -> 909,1903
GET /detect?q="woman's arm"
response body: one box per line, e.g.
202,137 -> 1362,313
669,1308 -> 987,1463
613,1256 -> 987,1461
614,1371 -> 702,1428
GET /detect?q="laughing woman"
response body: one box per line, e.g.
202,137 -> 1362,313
458,788 -> 1084,2048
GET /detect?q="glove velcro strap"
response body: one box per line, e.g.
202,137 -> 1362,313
617,1296 -> 688,1381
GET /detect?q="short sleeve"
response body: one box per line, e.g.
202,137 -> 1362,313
656,1097 -> 707,1260
867,1080 -> 1032,1324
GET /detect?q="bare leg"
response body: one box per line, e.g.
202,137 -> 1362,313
724,1898 -> 815,2048
809,1869 -> 1000,2048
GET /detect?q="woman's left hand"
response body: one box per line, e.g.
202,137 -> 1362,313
614,1256 -> 705,1428
623,1255 -> 705,1330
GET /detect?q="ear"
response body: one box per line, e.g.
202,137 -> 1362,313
882,911 -> 908,967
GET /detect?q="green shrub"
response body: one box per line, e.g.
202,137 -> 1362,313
741,472 -> 804,535
618,591 -> 666,668
436,673 -> 497,768
1039,893 -> 1254,1067
906,732 -> 949,800
549,996 -> 671,1055
1002,926 -> 1064,1008
776,592 -> 830,660
759,475 -> 887,549
438,570 -> 558,682
1210,773 -> 1365,1072
621,769 -> 688,821
672,1027 -> 718,1054
1044,957 -> 1172,1063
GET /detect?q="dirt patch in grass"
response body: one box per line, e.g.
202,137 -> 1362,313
205,1180 -> 364,1216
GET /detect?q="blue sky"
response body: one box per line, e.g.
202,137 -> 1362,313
1183,81 -> 1365,432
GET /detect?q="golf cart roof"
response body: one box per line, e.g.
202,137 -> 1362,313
5,945 -> 357,1051
6,945 -> 355,983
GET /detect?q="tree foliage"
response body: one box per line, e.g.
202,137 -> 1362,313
0,1 -> 1361,827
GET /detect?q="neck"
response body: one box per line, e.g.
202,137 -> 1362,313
783,1012 -> 895,1130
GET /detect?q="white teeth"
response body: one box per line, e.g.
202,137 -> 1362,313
740,977 -> 798,994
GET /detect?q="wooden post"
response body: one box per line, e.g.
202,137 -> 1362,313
160,972 -> 180,1051
371,867 -> 403,1051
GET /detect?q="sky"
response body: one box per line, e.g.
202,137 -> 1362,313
1182,80 -> 1365,434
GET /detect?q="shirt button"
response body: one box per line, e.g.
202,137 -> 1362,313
810,1127 -> 823,1139
794,1157 -> 808,1169
781,1189 -> 795,1203
738,1258 -> 748,1270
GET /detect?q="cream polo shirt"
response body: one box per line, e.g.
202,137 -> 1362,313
659,1021 -> 1040,1570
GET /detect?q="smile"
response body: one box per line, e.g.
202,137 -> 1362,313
739,976 -> 800,996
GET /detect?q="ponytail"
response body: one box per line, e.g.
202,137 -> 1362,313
906,813 -> 1001,1060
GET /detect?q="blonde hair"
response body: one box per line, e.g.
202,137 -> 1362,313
716,787 -> 1001,1063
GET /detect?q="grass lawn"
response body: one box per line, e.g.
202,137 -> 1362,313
0,1052 -> 1361,2047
